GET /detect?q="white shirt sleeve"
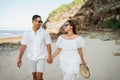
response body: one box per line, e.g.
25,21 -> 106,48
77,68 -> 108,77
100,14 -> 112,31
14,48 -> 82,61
44,31 -> 51,45
21,32 -> 28,45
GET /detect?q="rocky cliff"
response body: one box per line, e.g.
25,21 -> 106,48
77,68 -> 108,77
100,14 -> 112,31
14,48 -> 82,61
72,0 -> 120,30
43,0 -> 120,40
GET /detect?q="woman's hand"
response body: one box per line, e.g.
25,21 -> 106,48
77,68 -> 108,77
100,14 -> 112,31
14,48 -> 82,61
82,59 -> 86,65
47,56 -> 53,64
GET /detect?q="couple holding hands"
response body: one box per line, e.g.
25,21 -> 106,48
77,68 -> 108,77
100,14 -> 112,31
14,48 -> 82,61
17,15 -> 87,80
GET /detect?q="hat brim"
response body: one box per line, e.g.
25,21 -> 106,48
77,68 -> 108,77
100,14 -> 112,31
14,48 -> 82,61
80,64 -> 90,78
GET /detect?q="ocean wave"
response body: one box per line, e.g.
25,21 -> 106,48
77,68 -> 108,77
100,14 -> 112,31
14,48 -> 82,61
0,29 -> 25,38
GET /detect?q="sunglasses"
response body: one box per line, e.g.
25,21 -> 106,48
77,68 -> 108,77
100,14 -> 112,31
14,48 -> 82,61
64,24 -> 69,27
35,20 -> 43,23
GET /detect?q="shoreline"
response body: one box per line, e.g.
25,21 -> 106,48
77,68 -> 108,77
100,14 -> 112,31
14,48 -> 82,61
0,28 -> 120,44
0,30 -> 120,45
0,34 -> 120,55
0,36 -> 22,44
0,30 -> 120,55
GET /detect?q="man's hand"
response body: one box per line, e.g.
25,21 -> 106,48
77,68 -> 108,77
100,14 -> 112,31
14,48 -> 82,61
17,59 -> 22,68
47,56 -> 53,64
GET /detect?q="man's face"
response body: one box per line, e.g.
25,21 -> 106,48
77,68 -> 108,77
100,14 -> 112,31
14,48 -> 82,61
33,17 -> 43,29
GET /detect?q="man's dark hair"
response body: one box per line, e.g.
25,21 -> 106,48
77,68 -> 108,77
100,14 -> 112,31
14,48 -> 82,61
32,15 -> 41,20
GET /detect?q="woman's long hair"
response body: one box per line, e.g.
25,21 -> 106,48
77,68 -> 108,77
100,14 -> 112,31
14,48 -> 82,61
66,20 -> 77,34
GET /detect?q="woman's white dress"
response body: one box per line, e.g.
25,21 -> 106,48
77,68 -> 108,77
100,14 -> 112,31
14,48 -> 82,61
56,36 -> 85,80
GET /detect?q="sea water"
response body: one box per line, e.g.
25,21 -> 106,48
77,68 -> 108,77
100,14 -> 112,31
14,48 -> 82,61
0,29 -> 26,38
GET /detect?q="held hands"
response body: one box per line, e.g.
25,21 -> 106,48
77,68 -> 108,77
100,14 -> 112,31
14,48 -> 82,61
47,56 -> 53,64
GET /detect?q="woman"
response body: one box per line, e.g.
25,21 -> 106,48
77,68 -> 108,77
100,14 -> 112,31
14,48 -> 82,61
52,20 -> 86,80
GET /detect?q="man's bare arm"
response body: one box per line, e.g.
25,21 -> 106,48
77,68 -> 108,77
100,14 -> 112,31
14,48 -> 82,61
17,45 -> 26,68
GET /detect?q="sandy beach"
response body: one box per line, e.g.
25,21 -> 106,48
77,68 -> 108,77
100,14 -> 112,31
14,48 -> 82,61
0,37 -> 120,80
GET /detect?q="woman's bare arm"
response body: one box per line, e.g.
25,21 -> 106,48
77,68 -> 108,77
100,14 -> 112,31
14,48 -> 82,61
52,48 -> 62,59
78,48 -> 86,64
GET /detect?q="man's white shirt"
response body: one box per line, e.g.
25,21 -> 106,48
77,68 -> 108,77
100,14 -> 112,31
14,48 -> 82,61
21,27 -> 51,60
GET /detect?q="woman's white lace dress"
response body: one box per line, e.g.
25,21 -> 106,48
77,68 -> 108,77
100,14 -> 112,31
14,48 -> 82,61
56,36 -> 85,80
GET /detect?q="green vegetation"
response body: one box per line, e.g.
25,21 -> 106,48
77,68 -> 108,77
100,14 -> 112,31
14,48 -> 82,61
104,18 -> 120,29
49,0 -> 84,19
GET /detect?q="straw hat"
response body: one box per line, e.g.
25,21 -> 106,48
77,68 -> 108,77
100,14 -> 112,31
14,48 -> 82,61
80,64 -> 90,78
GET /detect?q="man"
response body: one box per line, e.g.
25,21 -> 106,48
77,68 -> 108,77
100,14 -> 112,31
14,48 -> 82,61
17,15 -> 52,80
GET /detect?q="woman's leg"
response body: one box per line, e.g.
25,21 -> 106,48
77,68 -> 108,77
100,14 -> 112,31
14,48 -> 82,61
32,72 -> 37,80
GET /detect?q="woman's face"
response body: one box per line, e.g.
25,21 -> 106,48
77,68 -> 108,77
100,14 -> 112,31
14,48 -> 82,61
63,22 -> 72,32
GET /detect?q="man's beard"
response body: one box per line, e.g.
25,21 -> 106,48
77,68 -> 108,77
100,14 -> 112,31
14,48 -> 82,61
37,25 -> 41,29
